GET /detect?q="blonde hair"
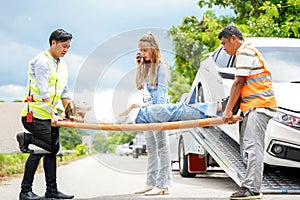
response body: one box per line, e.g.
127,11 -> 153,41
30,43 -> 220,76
138,33 -> 165,88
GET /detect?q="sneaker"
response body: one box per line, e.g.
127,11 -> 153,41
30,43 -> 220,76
230,187 -> 263,200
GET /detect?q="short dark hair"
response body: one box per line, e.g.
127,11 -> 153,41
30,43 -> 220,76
49,29 -> 72,45
218,25 -> 244,41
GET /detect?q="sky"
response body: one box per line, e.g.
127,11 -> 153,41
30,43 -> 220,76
0,0 -> 232,120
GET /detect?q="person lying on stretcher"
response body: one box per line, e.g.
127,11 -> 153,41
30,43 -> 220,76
78,100 -> 236,124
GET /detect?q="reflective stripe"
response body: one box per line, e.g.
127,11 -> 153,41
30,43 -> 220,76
21,51 -> 68,119
242,90 -> 275,103
244,75 -> 272,86
238,44 -> 277,113
236,66 -> 264,71
238,51 -> 256,57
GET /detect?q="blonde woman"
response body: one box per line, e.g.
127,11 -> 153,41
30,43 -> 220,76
134,33 -> 171,196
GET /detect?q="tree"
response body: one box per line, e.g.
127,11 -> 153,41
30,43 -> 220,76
168,69 -> 191,103
168,10 -> 232,86
92,131 -> 107,153
60,128 -> 86,150
198,0 -> 300,38
100,131 -> 136,153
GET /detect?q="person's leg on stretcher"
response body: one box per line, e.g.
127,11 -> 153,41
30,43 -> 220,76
84,101 -> 225,124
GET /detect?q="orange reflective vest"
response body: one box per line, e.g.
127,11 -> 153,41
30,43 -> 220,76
238,44 -> 277,113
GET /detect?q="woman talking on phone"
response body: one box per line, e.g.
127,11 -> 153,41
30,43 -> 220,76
134,33 -> 171,196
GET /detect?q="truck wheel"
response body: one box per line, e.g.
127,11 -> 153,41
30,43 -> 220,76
133,150 -> 139,159
178,136 -> 196,177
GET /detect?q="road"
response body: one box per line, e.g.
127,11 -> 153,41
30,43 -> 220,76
1,153 -> 299,200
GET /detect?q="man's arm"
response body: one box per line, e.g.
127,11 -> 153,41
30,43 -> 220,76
223,76 -> 245,122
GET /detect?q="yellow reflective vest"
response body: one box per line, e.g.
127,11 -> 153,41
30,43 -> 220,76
238,44 -> 277,113
21,51 -> 68,119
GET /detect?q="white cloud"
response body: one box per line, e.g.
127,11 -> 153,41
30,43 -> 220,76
0,84 -> 26,102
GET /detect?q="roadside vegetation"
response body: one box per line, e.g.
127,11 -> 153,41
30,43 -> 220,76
92,131 -> 136,154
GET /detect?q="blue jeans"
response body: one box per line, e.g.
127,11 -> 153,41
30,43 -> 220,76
135,102 -> 211,123
144,130 -> 171,188
135,102 -> 213,188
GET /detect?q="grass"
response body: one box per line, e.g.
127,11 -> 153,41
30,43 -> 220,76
0,152 -> 87,179
0,154 -> 29,176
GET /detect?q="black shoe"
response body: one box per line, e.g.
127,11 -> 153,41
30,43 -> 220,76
16,132 -> 34,153
45,191 -> 74,199
19,191 -> 42,200
230,187 -> 262,200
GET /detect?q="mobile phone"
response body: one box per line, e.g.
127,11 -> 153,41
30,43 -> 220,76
137,53 -> 143,63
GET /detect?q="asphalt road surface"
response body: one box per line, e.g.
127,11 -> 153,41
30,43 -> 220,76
1,153 -> 299,200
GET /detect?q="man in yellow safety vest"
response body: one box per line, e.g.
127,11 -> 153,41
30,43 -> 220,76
17,29 -> 74,200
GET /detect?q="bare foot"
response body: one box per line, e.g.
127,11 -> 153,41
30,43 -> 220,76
119,103 -> 149,117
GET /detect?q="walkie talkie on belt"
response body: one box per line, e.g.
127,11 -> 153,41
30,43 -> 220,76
26,95 -> 33,123
26,80 -> 34,123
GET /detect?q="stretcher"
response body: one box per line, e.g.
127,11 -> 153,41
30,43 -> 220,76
57,115 -> 242,131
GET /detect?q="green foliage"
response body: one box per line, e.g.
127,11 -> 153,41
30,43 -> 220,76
75,143 -> 89,156
0,154 -> 28,175
0,152 -> 87,176
168,10 -> 233,86
198,0 -> 300,38
168,69 -> 191,103
245,1 -> 300,38
92,131 -> 107,153
60,128 -> 85,150
13,100 -> 22,102
92,131 -> 136,153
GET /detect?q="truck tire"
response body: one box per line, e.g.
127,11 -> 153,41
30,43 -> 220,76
133,150 -> 139,159
178,136 -> 196,177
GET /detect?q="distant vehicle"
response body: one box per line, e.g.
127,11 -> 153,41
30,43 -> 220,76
115,143 -> 132,156
170,37 -> 300,177
131,132 -> 147,159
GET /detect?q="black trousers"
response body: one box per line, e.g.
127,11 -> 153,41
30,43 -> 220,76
21,117 -> 60,193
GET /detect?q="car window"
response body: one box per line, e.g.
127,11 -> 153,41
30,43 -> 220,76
188,87 -> 197,104
258,47 -> 300,83
212,47 -> 235,68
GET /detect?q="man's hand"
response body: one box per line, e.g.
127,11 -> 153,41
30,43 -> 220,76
42,97 -> 51,102
51,112 -> 63,126
222,109 -> 233,123
65,101 -> 75,119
